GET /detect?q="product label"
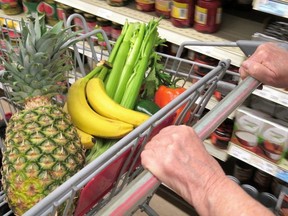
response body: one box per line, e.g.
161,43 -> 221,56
171,1 -> 188,19
155,0 -> 172,12
216,7 -> 222,24
136,0 -> 155,3
194,5 -> 207,25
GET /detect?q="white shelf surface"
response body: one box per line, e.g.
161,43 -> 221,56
55,0 -> 265,67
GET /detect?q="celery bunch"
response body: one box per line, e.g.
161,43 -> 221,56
101,18 -> 164,109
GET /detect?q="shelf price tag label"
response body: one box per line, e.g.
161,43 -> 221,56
228,145 -> 250,163
250,156 -> 277,175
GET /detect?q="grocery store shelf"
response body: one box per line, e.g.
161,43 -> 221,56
228,142 -> 288,183
204,139 -> 229,162
253,85 -> 288,108
55,0 -> 265,67
253,0 -> 288,18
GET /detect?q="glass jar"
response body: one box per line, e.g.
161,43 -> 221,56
194,0 -> 222,33
1,0 -> 23,15
170,0 -> 195,28
136,0 -> 155,12
107,0 -> 129,7
155,0 -> 172,18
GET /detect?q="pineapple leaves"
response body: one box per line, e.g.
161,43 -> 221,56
1,13 -> 80,103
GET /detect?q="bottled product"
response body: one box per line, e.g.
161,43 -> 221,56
155,0 -> 172,19
1,0 -> 22,15
22,0 -> 44,14
136,0 -> 155,12
194,0 -> 222,33
107,0 -> 129,6
170,0 -> 195,28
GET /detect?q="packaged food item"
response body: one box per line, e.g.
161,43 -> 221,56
155,0 -> 172,18
136,0 -> 155,12
22,0 -> 44,14
170,0 -> 195,28
194,0 -> 222,33
1,0 -> 22,15
107,0 -> 129,6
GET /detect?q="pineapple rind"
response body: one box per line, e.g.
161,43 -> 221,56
2,104 -> 85,215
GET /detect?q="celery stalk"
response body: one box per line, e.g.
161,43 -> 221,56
113,23 -> 146,103
105,23 -> 140,98
120,19 -> 160,109
98,21 -> 129,80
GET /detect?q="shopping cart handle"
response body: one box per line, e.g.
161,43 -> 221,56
236,40 -> 264,57
236,40 -> 288,57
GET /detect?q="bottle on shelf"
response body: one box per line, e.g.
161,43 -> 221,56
155,0 -> 172,19
170,0 -> 195,28
136,0 -> 155,12
194,0 -> 222,33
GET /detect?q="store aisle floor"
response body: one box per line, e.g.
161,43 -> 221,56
133,186 -> 199,216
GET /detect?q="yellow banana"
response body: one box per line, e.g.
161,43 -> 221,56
75,127 -> 95,149
66,77 -> 134,138
86,78 -> 150,127
63,103 -> 96,149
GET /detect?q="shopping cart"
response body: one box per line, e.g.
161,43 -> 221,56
0,13 -> 267,215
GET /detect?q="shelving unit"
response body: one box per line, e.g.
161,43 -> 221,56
55,0 -> 265,67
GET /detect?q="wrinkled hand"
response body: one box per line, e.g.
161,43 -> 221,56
239,42 -> 288,88
141,125 -> 225,207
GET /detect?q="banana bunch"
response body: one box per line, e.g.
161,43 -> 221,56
66,73 -> 150,140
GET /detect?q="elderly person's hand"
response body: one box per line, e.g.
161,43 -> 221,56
141,125 -> 274,216
239,42 -> 288,88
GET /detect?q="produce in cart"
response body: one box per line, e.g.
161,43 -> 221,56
0,15 -> 85,215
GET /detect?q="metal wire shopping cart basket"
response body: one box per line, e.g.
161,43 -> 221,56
0,13 -> 263,216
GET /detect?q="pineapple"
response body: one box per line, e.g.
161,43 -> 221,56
0,15 -> 85,215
